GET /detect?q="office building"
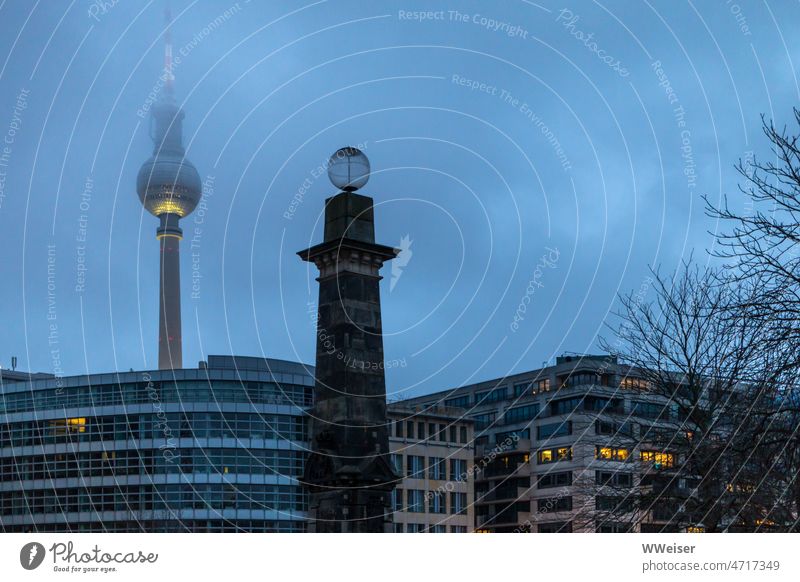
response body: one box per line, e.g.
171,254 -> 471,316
387,406 -> 474,533
0,356 -> 311,532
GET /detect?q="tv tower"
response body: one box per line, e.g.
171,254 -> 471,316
136,8 -> 201,370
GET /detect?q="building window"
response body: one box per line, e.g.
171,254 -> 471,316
428,423 -> 438,440
595,420 -> 635,437
503,404 -> 540,425
513,382 -> 530,397
407,523 -> 426,533
390,453 -> 403,475
537,421 -> 572,440
548,397 -> 583,416
496,429 -> 529,444
596,496 -> 633,513
620,376 -> 649,390
406,455 -> 425,478
391,488 -> 404,512
537,471 -> 572,489
406,421 -> 414,440
450,492 -> 467,515
428,524 -> 446,533
632,401 -> 667,420
428,457 -> 446,480
393,523 -> 404,533
560,372 -> 604,389
459,426 -> 467,443
472,412 -> 496,430
537,447 -> 572,464
595,446 -> 630,461
537,521 -> 572,533
450,525 -> 468,533
394,420 -> 403,438
428,491 -> 446,514
407,490 -> 425,513
597,522 -> 628,533
417,422 -> 425,440
640,451 -> 675,469
595,470 -> 633,487
50,417 -> 87,435
444,395 -> 470,408
474,387 -> 507,404
533,378 -> 551,394
583,396 -> 623,413
537,496 -> 572,512
450,458 -> 467,481
449,425 -> 457,443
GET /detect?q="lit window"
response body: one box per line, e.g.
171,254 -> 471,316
620,376 -> 649,390
533,378 -> 551,395
68,418 -> 87,433
640,451 -> 675,469
49,417 -> 87,435
595,446 -> 629,461
538,447 -> 572,464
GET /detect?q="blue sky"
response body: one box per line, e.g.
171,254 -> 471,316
0,0 -> 797,398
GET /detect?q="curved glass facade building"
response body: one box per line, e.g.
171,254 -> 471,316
0,356 -> 312,532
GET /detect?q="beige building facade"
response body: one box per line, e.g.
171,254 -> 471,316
388,406 -> 474,532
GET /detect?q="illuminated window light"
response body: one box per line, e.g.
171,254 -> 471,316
641,451 -> 674,468
67,417 -> 86,433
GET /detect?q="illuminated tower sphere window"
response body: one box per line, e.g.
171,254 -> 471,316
327,146 -> 370,191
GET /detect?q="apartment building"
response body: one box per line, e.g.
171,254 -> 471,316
401,354 -> 685,533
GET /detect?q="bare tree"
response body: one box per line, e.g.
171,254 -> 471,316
706,109 -> 800,352
704,109 -> 800,530
583,262 -> 791,532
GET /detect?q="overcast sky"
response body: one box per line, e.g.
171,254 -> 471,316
0,0 -> 797,398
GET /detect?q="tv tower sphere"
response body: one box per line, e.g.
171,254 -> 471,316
328,147 -> 370,191
136,143 -> 202,218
